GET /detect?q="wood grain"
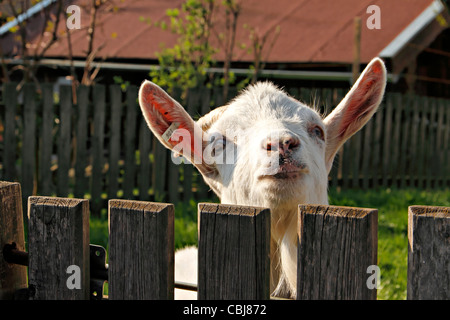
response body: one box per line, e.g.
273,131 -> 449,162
0,182 -> 27,299
198,203 -> 270,300
108,200 -> 174,299
297,205 -> 378,300
28,196 -> 90,300
407,205 -> 450,299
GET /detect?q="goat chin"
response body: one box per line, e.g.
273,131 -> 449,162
174,246 -> 198,300
173,237 -> 298,300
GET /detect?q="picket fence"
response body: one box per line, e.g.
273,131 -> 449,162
0,82 -> 449,217
1,181 -> 449,300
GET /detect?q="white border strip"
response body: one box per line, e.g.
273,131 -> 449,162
379,0 -> 444,58
4,58 -> 400,82
0,0 -> 57,36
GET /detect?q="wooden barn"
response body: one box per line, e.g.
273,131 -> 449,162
1,0 -> 449,97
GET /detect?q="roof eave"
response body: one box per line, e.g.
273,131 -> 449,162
379,0 -> 449,75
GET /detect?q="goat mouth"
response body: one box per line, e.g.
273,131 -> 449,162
258,165 -> 308,181
272,171 -> 303,179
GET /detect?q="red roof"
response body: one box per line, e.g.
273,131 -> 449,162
2,0 -> 444,65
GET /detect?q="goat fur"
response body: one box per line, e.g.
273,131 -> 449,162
139,57 -> 387,299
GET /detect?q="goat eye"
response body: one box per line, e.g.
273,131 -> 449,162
210,135 -> 227,156
311,125 -> 325,140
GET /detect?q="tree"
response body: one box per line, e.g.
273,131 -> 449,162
216,0 -> 241,98
244,24 -> 281,84
150,0 -> 217,98
150,0 -> 281,99
1,0 -> 65,89
1,0 -> 116,92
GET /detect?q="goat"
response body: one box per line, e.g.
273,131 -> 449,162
138,57 -> 387,299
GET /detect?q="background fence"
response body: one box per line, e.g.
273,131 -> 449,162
0,82 -> 449,216
1,181 -> 449,300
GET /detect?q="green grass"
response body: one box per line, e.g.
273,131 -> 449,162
328,188 -> 450,300
89,188 -> 450,300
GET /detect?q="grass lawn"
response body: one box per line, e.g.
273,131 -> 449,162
328,188 -> 450,300
90,188 -> 450,300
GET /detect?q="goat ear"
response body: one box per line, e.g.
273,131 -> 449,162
138,80 -> 215,176
324,58 -> 387,173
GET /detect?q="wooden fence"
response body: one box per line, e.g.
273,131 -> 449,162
0,83 -> 449,216
1,181 -> 449,300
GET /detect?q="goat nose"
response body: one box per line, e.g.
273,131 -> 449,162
280,136 -> 300,152
263,135 -> 300,155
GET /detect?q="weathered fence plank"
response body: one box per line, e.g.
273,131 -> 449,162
153,140 -> 168,201
362,117 -> 373,190
91,85 -> 106,215
442,100 -> 449,185
372,104 -> 384,188
1,83 -> 449,212
2,176 -> 450,301
57,86 -> 72,197
123,86 -> 138,199
351,129 -> 362,188
391,93 -> 402,187
108,200 -> 174,299
138,116 -> 152,201
407,205 -> 450,300
27,196 -> 90,300
435,99 -> 445,189
198,203 -> 271,300
409,97 -> 420,187
296,205 -> 378,300
382,94 -> 393,187
74,85 -> 89,199
399,94 -> 411,188
39,83 -> 54,196
426,99 -> 437,189
418,97 -> 428,189
108,85 -> 122,199
22,84 -> 37,211
3,83 -> 17,182
0,182 -> 27,299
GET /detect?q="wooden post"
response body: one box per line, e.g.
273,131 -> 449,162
0,182 -> 27,299
407,206 -> 450,299
198,203 -> 271,300
297,205 -> 378,300
28,196 -> 90,300
108,200 -> 174,299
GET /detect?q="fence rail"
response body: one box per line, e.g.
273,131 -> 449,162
1,181 -> 449,300
0,83 -> 449,217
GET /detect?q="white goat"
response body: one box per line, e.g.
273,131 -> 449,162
138,58 -> 387,299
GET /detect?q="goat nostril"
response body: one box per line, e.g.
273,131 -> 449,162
282,137 -> 300,151
263,136 -> 299,152
263,139 -> 277,152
